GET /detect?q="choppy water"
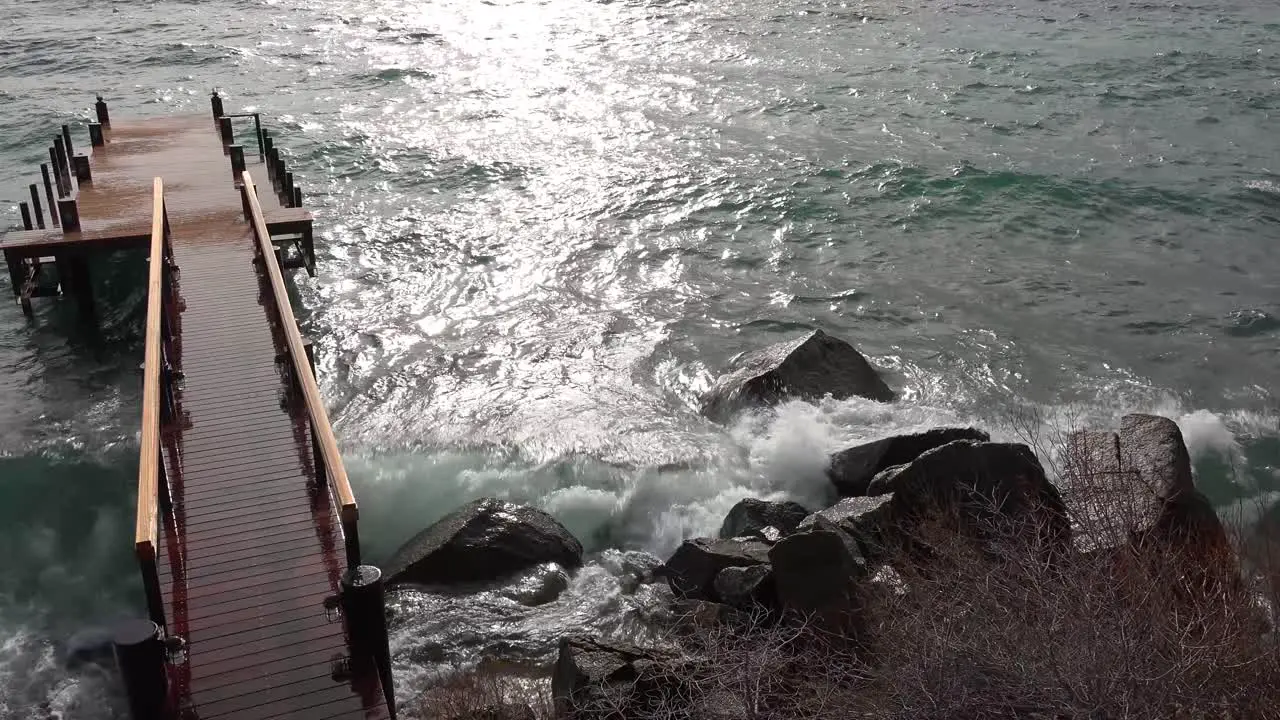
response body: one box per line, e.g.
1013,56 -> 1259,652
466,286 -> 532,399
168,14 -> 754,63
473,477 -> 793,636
1,0 -> 1279,715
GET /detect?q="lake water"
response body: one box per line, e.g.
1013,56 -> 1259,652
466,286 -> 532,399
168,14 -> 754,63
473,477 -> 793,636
1,0 -> 1278,715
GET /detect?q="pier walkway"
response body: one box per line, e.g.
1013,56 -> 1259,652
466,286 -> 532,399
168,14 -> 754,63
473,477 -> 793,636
2,99 -> 394,720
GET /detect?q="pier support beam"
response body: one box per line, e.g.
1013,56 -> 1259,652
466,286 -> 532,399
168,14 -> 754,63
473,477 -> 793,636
112,619 -> 169,720
340,566 -> 396,719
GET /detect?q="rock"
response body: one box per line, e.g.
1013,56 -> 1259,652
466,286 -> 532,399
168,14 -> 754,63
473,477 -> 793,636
868,440 -> 1071,554
1119,414 -> 1195,499
385,498 -> 583,586
799,495 -> 898,562
64,626 -> 114,670
769,517 -> 868,634
700,329 -> 894,422
719,498 -> 810,539
670,599 -> 748,633
828,427 -> 991,496
448,705 -> 535,720
713,564 -> 776,610
553,637 -> 687,717
663,537 -> 771,601
1064,417 -> 1229,562
497,562 -> 571,607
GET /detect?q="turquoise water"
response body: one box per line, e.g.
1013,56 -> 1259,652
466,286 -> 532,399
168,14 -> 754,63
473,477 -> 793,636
1,0 -> 1279,715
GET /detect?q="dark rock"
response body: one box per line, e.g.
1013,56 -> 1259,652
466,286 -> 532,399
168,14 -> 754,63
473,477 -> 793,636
799,495 -> 898,563
868,440 -> 1071,554
497,562 -> 571,607
713,564 -> 776,610
663,537 -> 771,601
553,637 -> 687,717
64,626 -> 114,670
828,427 -> 991,496
769,517 -> 868,634
385,498 -> 583,586
448,705 -> 535,720
1065,417 -> 1229,562
700,329 -> 894,422
719,498 -> 810,539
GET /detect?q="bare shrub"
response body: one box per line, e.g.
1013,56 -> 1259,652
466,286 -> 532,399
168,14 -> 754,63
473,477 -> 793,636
413,662 -> 554,720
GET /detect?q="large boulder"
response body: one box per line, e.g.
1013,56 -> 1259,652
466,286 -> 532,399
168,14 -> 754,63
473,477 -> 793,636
719,498 -> 810,540
828,427 -> 991,496
385,498 -> 583,586
553,637 -> 687,718
799,494 -> 899,563
769,517 -> 868,635
662,537 -> 771,601
700,330 -> 894,422
1064,415 -> 1229,562
867,440 -> 1071,555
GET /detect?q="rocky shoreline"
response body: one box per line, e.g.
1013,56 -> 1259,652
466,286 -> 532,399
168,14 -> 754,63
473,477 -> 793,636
387,331 -> 1262,719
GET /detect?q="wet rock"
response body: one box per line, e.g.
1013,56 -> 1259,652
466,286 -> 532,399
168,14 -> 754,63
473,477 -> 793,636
598,549 -> 664,594
64,626 -> 114,670
1120,413 -> 1195,499
800,494 -> 898,563
719,498 -> 810,540
385,498 -> 583,587
662,537 -> 771,601
553,637 -> 687,718
497,562 -> 571,607
868,440 -> 1071,554
828,427 -> 991,496
713,564 -> 776,610
769,517 -> 868,635
700,329 -> 894,422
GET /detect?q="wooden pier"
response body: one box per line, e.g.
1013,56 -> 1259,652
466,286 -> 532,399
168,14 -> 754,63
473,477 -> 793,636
2,98 -> 395,720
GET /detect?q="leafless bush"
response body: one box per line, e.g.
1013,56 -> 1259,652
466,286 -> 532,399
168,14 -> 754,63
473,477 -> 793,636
412,662 -> 554,720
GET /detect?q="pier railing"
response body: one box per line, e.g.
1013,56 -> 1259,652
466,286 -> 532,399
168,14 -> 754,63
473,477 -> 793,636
239,171 -> 362,566
135,177 -> 180,631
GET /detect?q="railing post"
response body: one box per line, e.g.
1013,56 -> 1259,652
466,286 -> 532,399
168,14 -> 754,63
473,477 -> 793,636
218,116 -> 234,145
58,197 -> 80,232
29,185 -> 45,230
292,185 -> 303,209
89,122 -> 105,147
210,91 -> 224,120
41,165 -> 58,227
72,155 -> 92,183
254,113 -> 264,160
19,203 -> 32,231
239,181 -> 251,220
95,96 -> 111,128
340,566 -> 395,719
229,144 -> 245,175
62,124 -> 75,162
112,618 -> 168,720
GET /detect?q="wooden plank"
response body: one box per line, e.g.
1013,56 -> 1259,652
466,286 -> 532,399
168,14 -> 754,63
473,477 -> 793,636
134,177 -> 166,561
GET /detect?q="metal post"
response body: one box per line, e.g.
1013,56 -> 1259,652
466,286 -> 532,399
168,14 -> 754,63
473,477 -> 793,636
72,155 -> 92,183
62,124 -> 74,161
112,618 -> 168,720
54,137 -> 71,191
49,148 -> 66,197
29,185 -> 45,229
229,144 -> 245,175
210,91 -> 224,120
340,566 -> 395,719
40,165 -> 58,227
89,122 -> 105,147
95,96 -> 110,127
58,197 -> 80,232
19,203 -> 32,231
218,116 -> 233,145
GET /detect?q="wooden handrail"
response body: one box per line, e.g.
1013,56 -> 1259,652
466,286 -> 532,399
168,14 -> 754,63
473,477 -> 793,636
241,172 -> 359,525
134,177 -> 166,561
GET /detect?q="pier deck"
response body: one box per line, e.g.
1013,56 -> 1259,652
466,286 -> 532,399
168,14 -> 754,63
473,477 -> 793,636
3,103 -> 393,719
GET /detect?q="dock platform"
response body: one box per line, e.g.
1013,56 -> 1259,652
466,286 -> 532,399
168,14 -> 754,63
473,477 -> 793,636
2,98 -> 395,720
